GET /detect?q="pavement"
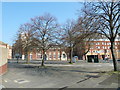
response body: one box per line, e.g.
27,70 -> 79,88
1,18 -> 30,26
67,72 -> 119,88
1,60 -> 120,89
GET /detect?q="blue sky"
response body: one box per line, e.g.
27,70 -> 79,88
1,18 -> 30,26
2,2 -> 83,46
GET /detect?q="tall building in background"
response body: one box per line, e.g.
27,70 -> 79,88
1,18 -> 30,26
86,36 -> 120,60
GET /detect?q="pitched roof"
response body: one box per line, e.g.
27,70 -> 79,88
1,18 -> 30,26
0,41 -> 7,45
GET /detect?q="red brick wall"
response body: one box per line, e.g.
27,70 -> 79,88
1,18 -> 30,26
0,63 -> 7,75
28,48 -> 62,60
56,49 -> 58,60
32,49 -> 37,60
87,41 -> 120,59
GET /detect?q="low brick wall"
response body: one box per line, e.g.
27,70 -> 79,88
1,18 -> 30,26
0,46 -> 8,75
0,63 -> 7,75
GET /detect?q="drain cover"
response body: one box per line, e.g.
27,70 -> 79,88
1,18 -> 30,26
14,79 -> 29,84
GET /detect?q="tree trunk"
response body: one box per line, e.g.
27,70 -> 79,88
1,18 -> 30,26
17,57 -> 19,63
67,53 -> 68,61
110,41 -> 117,71
60,47 -> 62,61
69,47 -> 73,63
84,55 -> 86,60
26,54 -> 29,64
41,50 -> 45,66
26,51 -> 30,64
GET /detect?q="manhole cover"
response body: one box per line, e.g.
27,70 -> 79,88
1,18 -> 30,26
14,79 -> 29,84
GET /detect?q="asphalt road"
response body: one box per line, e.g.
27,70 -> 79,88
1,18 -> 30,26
2,60 -> 116,88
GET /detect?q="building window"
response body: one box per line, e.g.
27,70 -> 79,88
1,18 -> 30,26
91,43 -> 94,45
102,46 -> 104,49
54,55 -> 56,58
108,46 -> 110,49
96,42 -> 100,45
96,46 -> 100,49
58,53 -> 60,58
49,55 -> 52,58
93,50 -> 96,53
100,50 -> 104,53
118,50 -> 120,52
54,52 -> 56,58
30,54 -> 32,60
105,46 -> 107,49
107,43 -> 110,45
90,47 -> 93,49
37,53 -> 41,59
63,54 -> 66,58
107,50 -> 109,52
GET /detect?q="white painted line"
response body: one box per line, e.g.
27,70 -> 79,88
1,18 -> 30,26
14,80 -> 18,83
4,80 -> 8,82
14,79 -> 30,84
18,80 -> 29,84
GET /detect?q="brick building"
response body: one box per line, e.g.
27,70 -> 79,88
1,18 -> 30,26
86,38 -> 120,60
0,41 -> 12,75
13,32 -> 120,61
12,32 -> 68,61
15,38 -> 120,61
22,45 -> 67,61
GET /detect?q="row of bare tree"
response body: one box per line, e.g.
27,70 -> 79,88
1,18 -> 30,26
13,0 -> 119,71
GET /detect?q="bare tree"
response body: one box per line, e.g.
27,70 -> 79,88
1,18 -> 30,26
18,23 -> 35,63
54,27 -> 68,61
12,34 -> 23,63
73,38 -> 91,60
72,13 -> 99,60
83,0 -> 119,71
60,14 -> 99,62
61,20 -> 79,63
31,13 -> 59,66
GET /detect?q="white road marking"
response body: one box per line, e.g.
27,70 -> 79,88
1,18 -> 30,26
14,79 -> 30,84
4,80 -> 8,82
